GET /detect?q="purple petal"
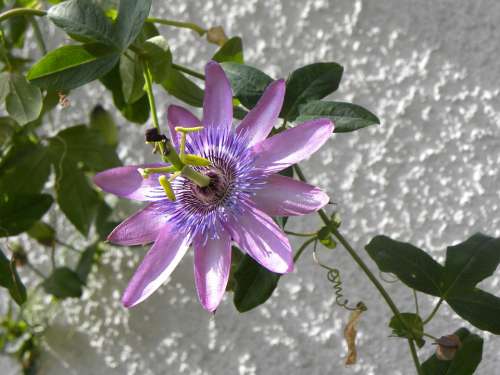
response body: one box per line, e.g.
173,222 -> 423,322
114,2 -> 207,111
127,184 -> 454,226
122,224 -> 191,308
252,174 -> 329,216
236,79 -> 285,147
193,230 -> 231,312
237,79 -> 285,147
167,105 -> 201,148
203,61 -> 233,130
251,118 -> 334,174
94,164 -> 166,201
107,203 -> 169,246
227,205 -> 293,274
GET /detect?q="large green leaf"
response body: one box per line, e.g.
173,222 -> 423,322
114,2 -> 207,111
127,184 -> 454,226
367,233 -> 500,335
0,248 -> 27,306
49,124 -> 121,172
233,252 -> 281,312
5,74 -> 43,125
446,289 -> 500,334
0,141 -> 51,195
47,0 -> 117,47
365,236 -> 444,296
442,233 -> 500,294
76,243 -> 98,284
296,101 -> 380,132
422,328 -> 483,375
113,0 -> 153,49
100,63 -> 150,124
89,105 -> 118,148
142,36 -> 172,83
27,221 -> 56,247
213,37 -> 244,64
221,62 -> 273,109
0,193 -> 53,237
281,63 -> 343,121
119,52 -> 145,104
52,156 -> 101,236
27,43 -> 119,91
161,66 -> 204,107
43,267 -> 84,298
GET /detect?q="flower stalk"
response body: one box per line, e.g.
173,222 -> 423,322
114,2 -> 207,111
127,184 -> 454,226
141,60 -> 210,188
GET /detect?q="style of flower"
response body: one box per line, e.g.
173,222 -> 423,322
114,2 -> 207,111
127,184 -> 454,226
94,61 -> 334,311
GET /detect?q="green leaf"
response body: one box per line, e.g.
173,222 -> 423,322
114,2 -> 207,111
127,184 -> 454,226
0,249 -> 27,306
296,101 -> 380,132
6,12 -> 27,48
49,124 -> 121,172
6,74 -> 43,125
43,267 -> 83,298
365,236 -> 444,296
446,289 -> 500,334
367,233 -> 500,335
100,63 -> 150,124
0,193 -> 53,237
317,226 -> 336,249
142,36 -> 172,83
161,66 -> 204,107
95,200 -> 118,240
389,313 -> 425,348
89,105 -> 118,148
0,141 -> 51,195
0,73 -> 9,105
212,37 -> 244,64
76,243 -> 98,284
221,62 -> 273,109
119,52 -> 145,104
443,233 -> 500,293
113,0 -> 153,49
422,328 -> 483,375
52,156 -> 100,236
27,43 -> 120,91
233,252 -> 281,312
47,0 -> 118,47
27,221 -> 56,247
281,63 -> 344,121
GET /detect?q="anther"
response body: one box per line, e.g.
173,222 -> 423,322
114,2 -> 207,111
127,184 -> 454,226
158,175 -> 176,201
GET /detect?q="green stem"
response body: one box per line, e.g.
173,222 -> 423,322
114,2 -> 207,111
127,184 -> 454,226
423,332 -> 438,341
30,17 -> 47,55
26,262 -> 46,279
0,8 -> 46,23
294,163 -> 423,375
423,298 -> 444,325
146,17 -> 206,36
293,237 -> 316,262
55,239 -> 81,253
408,340 -> 424,375
285,230 -> 317,238
413,289 -> 420,316
172,63 -> 205,80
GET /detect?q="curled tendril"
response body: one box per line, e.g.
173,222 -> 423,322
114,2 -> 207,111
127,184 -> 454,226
313,241 -> 362,312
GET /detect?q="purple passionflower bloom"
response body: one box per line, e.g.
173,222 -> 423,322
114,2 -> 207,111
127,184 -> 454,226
94,61 -> 334,311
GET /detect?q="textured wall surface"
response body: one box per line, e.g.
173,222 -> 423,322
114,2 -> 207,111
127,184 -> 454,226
2,0 -> 500,374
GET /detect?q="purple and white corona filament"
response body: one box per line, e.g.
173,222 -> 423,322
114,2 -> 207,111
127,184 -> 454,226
94,61 -> 334,311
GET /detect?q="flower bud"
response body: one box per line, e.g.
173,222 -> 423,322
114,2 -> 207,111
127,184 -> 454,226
206,26 -> 228,46
435,334 -> 461,361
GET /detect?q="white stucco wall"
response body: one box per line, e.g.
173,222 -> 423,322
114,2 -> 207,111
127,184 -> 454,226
2,0 -> 500,374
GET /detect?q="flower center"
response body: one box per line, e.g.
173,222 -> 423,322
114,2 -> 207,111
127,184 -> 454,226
190,167 -> 233,206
